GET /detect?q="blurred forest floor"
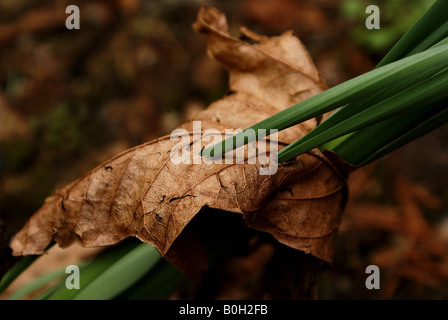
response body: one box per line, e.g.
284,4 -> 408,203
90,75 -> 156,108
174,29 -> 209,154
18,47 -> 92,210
0,0 -> 447,299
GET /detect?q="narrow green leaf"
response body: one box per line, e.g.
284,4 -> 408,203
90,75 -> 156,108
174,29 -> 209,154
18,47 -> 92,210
116,259 -> 187,300
288,62 -> 446,154
319,37 -> 448,152
46,240 -> 139,300
432,36 -> 448,48
0,255 -> 39,295
33,283 -> 63,300
332,100 -> 447,164
72,243 -> 160,300
202,43 -> 448,159
408,21 -> 448,56
277,69 -> 448,162
360,108 -> 448,166
378,0 -> 448,67
8,264 -> 86,300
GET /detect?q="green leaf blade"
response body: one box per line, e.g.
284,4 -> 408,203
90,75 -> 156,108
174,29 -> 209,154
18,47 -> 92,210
202,43 -> 448,160
277,69 -> 448,162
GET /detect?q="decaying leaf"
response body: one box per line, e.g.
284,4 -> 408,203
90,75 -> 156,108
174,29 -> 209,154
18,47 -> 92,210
10,6 -> 348,275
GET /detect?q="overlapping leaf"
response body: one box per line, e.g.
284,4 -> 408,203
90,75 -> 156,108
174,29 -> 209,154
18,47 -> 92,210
10,6 -> 348,274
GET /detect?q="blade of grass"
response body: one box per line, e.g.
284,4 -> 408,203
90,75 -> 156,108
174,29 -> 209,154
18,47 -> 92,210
202,43 -> 448,159
319,36 -> 448,152
7,268 -> 65,300
7,261 -> 87,300
46,239 -> 139,300
284,63 -> 447,155
432,36 -> 448,48
116,259 -> 188,300
0,242 -> 55,297
0,244 -> 56,296
0,255 -> 39,296
377,0 -> 448,67
33,282 -> 64,300
275,36 -> 448,161
407,21 -> 448,56
332,99 -> 447,164
360,108 -> 448,166
72,243 -> 160,300
277,69 -> 448,162
205,4 -> 448,161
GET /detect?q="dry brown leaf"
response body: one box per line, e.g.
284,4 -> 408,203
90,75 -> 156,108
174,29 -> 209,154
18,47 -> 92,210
10,6 -> 348,274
